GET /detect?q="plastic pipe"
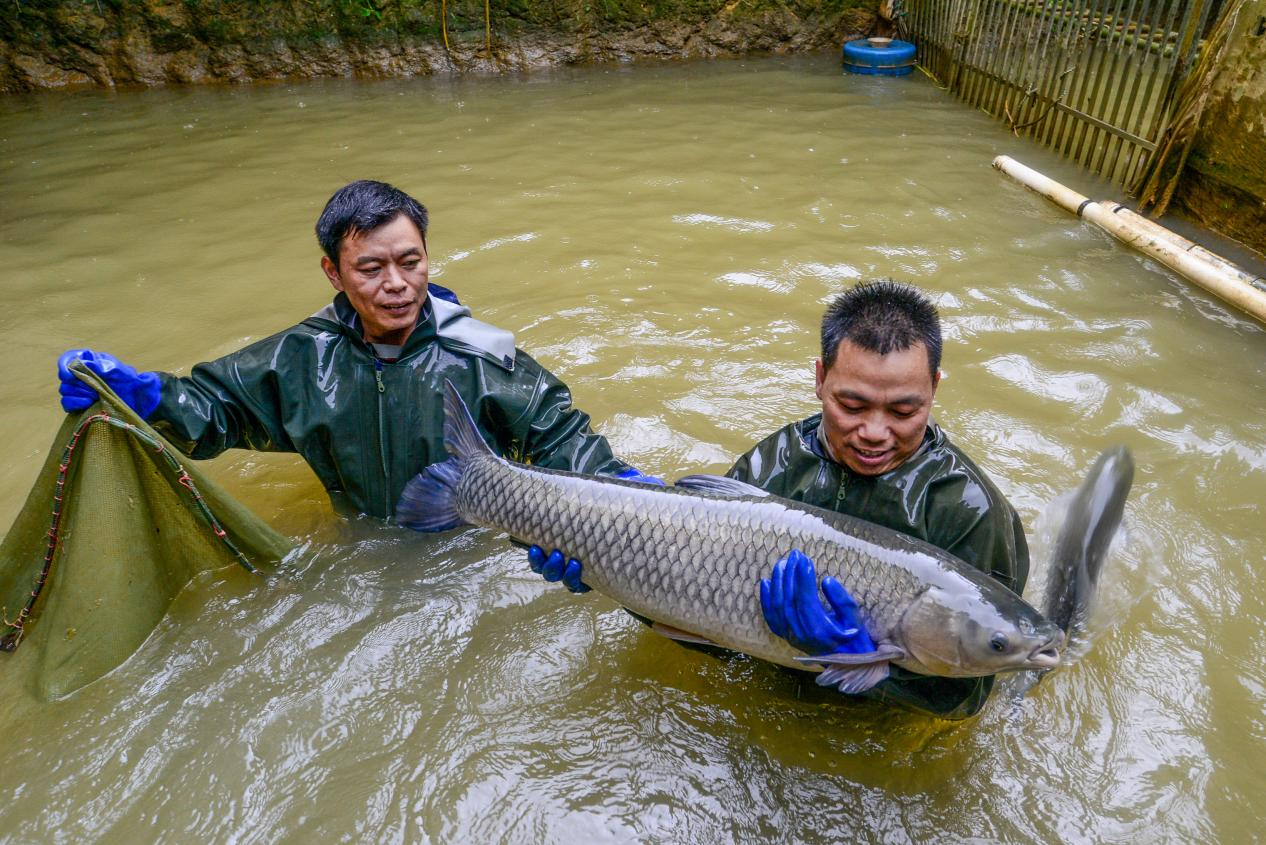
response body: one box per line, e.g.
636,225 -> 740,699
993,155 -> 1266,326
1106,205 -> 1266,293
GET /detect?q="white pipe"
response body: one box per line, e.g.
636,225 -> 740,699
1107,205 -> 1266,293
992,155 -> 1266,326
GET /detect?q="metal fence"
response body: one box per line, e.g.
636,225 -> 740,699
901,0 -> 1222,189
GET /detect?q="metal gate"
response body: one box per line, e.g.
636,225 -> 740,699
901,0 -> 1223,189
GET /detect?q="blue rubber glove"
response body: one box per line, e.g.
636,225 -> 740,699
57,348 -> 162,419
528,467 -> 663,593
760,549 -> 876,657
528,546 -> 590,594
615,466 -> 666,486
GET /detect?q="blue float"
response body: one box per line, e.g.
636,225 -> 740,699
842,38 -> 916,76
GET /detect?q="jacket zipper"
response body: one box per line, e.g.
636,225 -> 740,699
373,355 -> 390,517
373,357 -> 386,393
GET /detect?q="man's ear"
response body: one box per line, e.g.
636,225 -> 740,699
321,256 -> 344,292
814,358 -> 826,400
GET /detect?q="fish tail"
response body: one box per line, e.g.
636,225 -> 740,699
1041,445 -> 1134,636
397,460 -> 466,531
395,380 -> 491,532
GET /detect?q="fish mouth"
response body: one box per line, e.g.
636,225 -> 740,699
1025,630 -> 1064,670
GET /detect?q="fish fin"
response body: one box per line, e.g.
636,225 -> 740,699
801,644 -> 904,694
1041,445 -> 1134,639
396,459 -> 468,532
793,643 -> 907,667
650,622 -> 718,645
816,662 -> 890,694
441,379 -> 495,461
672,475 -> 771,498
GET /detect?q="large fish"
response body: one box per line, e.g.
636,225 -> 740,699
398,381 -> 1064,694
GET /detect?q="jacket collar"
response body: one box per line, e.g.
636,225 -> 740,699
307,290 -> 517,371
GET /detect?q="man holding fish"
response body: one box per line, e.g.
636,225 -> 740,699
728,281 -> 1029,717
54,179 -> 660,519
530,281 -> 1030,719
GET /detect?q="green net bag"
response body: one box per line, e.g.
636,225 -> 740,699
0,363 -> 293,699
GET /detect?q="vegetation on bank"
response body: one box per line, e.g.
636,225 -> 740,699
0,0 -> 879,91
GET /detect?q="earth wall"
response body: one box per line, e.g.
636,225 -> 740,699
0,0 -> 878,92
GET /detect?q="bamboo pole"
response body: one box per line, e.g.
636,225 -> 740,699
1023,0 -> 1069,137
1044,0 -> 1094,153
985,0 -> 1028,115
1019,1 -> 1077,135
993,155 -> 1266,325
1054,0 -> 1119,157
961,0 -> 994,109
1095,0 -> 1161,179
1015,0 -> 1064,128
1070,0 -> 1129,168
1118,0 -> 1183,186
1085,0 -> 1144,175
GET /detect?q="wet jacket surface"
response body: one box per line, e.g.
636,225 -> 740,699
727,414 -> 1030,719
150,292 -> 630,519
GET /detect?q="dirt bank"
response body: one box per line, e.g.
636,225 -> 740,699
0,0 -> 877,93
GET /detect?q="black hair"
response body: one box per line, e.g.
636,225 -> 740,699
315,180 -> 429,265
820,279 -> 942,379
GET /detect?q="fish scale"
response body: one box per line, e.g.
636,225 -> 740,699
456,454 -> 946,669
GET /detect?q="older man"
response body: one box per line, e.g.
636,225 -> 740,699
57,180 -> 655,518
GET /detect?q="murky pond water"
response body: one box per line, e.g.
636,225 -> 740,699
2,54 -> 1264,843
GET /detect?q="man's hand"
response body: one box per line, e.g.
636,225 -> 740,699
760,549 -> 875,656
529,467 -> 662,593
58,349 -> 161,419
528,546 -> 589,593
615,467 -> 666,486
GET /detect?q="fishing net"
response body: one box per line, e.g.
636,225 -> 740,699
0,364 -> 293,700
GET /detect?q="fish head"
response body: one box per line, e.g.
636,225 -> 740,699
896,586 -> 1065,677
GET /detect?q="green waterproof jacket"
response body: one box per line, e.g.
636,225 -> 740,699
149,293 -> 631,519
727,414 -> 1029,720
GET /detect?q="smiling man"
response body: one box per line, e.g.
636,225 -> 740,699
56,180 -> 653,518
728,279 -> 1029,718
527,279 -> 1030,717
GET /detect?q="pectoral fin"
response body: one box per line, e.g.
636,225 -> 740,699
794,643 -> 907,695
673,475 -> 771,498
650,622 -> 718,646
817,663 -> 891,694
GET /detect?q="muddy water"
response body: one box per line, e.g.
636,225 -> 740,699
1,55 -> 1263,843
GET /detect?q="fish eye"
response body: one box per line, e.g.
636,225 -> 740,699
989,633 -> 1008,653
